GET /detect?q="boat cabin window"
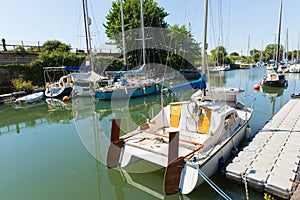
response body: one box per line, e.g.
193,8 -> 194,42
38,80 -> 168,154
98,80 -> 111,87
224,112 -> 237,131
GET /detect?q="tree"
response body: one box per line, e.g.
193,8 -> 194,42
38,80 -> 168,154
263,44 -> 283,61
41,40 -> 71,53
104,1 -> 202,70
104,0 -> 169,69
104,0 -> 168,41
210,46 -> 228,65
13,46 -> 27,55
229,52 -> 239,57
250,49 -> 260,62
166,24 -> 201,69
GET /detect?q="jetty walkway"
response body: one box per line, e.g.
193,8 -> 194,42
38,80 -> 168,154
225,98 -> 300,199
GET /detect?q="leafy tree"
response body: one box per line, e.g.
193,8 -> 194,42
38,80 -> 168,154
104,0 -> 168,41
104,1 -> 202,70
41,40 -> 71,53
211,46 -> 228,65
263,44 -> 283,61
229,52 -> 239,57
104,0 -> 169,69
13,46 -> 27,55
250,49 -> 261,62
163,24 -> 201,69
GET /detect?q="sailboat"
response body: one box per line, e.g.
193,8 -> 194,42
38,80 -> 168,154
262,0 -> 287,87
70,0 -> 108,97
288,31 -> 300,73
94,0 -> 162,100
106,0 -> 253,195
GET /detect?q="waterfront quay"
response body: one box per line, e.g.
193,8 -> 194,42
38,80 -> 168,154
226,98 -> 300,199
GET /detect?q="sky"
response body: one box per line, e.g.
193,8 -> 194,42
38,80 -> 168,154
1,0 -> 300,55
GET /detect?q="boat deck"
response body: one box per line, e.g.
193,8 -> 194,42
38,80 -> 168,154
225,99 -> 300,199
122,129 -> 205,167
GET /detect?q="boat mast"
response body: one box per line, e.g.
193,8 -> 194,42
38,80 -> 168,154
140,0 -> 146,67
247,34 -> 250,63
202,0 -> 208,75
120,0 -> 127,67
285,28 -> 288,61
275,0 -> 283,66
82,0 -> 89,54
297,33 -> 299,63
82,0 -> 93,71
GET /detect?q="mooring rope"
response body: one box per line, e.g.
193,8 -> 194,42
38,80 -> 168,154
242,172 -> 250,200
190,161 -> 232,200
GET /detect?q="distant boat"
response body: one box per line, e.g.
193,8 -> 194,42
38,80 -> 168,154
262,72 -> 287,87
288,63 -> 300,73
263,0 -> 287,87
218,64 -> 230,71
256,61 -> 266,67
14,91 -> 44,104
266,60 -> 276,71
191,86 -> 245,103
209,64 -> 230,73
95,73 -> 162,100
235,60 -> 250,69
44,67 -> 73,98
239,63 -> 251,69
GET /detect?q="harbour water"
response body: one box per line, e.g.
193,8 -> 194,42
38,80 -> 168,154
0,66 -> 299,200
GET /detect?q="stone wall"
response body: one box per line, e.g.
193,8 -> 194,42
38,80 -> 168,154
0,53 -> 38,65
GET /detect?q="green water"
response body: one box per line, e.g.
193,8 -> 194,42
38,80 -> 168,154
1,66 -> 299,200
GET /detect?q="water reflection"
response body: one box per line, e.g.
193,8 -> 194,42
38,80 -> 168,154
0,100 -> 73,134
261,85 -> 285,115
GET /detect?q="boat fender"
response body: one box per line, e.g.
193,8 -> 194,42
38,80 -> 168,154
63,96 -> 70,101
253,84 -> 260,89
143,87 -> 146,94
125,87 -> 128,95
218,156 -> 226,171
231,146 -> 238,155
246,125 -> 252,139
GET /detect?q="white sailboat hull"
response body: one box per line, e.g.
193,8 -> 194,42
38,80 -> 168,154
181,121 -> 248,194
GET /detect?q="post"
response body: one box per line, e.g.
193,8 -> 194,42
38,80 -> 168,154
168,131 -> 179,164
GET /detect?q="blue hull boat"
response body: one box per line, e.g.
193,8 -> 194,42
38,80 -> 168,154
95,83 -> 162,100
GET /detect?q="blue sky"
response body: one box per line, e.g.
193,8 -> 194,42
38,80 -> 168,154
1,0 -> 300,55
